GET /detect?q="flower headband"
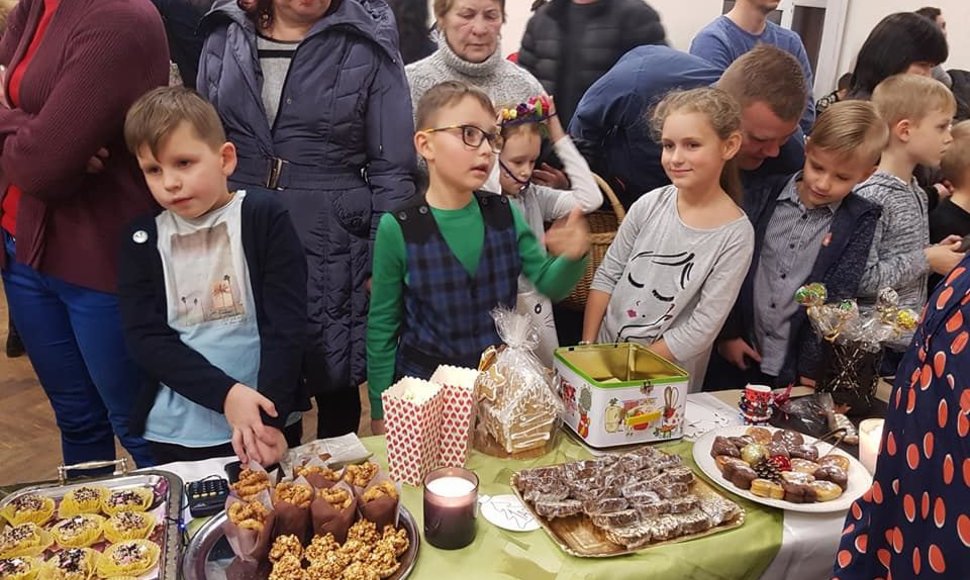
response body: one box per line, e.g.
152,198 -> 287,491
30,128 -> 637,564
499,95 -> 554,127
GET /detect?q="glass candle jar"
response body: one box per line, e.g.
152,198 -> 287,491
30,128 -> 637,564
423,467 -> 478,549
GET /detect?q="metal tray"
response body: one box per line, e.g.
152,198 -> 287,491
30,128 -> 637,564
511,468 -> 745,558
181,504 -> 420,579
0,469 -> 185,578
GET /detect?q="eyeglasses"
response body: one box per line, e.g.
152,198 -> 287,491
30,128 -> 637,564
422,124 -> 504,153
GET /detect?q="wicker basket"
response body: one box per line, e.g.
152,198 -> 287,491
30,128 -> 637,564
559,174 -> 626,311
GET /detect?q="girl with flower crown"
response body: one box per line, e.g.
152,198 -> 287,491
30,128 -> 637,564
490,94 -> 602,365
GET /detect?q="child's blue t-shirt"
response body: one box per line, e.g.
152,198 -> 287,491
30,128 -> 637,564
144,191 -> 261,447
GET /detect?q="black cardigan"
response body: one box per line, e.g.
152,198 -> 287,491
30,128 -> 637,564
119,190 -> 309,435
714,174 -> 882,386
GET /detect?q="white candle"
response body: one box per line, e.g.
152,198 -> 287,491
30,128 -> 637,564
859,419 -> 885,474
426,476 -> 476,498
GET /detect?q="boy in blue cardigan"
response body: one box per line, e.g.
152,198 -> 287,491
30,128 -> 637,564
705,101 -> 887,390
118,87 -> 308,465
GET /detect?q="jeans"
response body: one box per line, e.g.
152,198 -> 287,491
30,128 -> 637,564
2,232 -> 154,468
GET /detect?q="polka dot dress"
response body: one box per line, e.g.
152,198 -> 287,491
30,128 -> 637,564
833,264 -> 970,579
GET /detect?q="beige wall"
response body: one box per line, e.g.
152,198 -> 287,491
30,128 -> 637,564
437,1 -> 968,93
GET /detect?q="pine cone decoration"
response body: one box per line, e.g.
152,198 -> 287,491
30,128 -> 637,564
754,460 -> 781,482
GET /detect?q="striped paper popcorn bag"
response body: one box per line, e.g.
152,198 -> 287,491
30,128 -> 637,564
430,365 -> 481,468
382,377 -> 445,486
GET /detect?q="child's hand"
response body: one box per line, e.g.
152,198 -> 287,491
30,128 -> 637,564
545,206 -> 590,261
717,338 -> 762,370
926,240 -> 966,275
370,419 -> 386,435
248,427 -> 288,466
540,94 -> 567,143
533,163 -> 570,189
225,383 -> 278,462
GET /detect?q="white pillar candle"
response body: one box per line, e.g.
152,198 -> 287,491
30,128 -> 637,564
859,418 -> 885,474
426,476 -> 476,498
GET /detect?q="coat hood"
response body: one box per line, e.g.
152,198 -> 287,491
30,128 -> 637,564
202,0 -> 402,62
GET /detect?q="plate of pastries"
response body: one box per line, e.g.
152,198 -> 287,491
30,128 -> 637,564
0,481 -> 167,579
692,425 -> 869,513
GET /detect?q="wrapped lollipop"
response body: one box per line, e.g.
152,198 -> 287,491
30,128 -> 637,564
795,283 -> 828,307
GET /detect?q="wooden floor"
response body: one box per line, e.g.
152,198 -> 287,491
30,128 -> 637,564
0,290 -> 371,487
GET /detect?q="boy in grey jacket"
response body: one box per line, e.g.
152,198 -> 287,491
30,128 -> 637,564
856,74 -> 964,351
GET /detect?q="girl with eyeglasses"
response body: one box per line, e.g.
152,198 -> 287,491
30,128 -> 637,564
491,94 -> 601,365
365,81 -> 590,433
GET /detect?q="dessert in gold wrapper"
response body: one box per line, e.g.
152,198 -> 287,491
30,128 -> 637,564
57,488 -> 105,519
100,488 -> 153,516
0,524 -> 53,559
1,495 -> 55,527
39,548 -> 97,580
95,540 -> 159,578
231,468 -> 271,501
0,556 -> 41,580
50,515 -> 105,548
102,511 -> 155,544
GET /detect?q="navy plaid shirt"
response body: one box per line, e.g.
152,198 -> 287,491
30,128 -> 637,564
394,192 -> 521,378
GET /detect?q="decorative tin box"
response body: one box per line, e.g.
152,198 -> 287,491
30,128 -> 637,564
555,343 -> 689,448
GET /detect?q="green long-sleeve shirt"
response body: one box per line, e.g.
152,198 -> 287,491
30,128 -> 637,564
366,199 -> 585,419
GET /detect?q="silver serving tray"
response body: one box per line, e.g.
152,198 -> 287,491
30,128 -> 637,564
181,505 -> 420,580
0,470 -> 185,579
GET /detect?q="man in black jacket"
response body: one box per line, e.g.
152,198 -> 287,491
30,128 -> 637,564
518,0 -> 666,126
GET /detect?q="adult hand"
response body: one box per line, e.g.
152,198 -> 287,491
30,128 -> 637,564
86,148 -> 109,174
532,162 -> 570,189
225,383 -> 278,463
717,338 -> 762,370
370,419 -> 386,435
926,239 -> 965,275
544,206 -> 590,260
934,182 -> 953,200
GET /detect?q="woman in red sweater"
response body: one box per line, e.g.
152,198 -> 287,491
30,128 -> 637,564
0,0 -> 169,468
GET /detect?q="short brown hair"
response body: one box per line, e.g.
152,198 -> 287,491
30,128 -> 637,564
808,100 -> 888,166
941,120 -> 970,188
650,87 -> 743,203
717,45 -> 807,123
415,81 -> 495,130
871,73 -> 956,127
433,0 -> 505,20
124,86 -> 227,158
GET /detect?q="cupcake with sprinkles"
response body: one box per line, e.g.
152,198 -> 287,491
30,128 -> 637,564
96,540 -> 159,578
100,489 -> 153,516
50,515 -> 105,549
0,524 -> 53,559
57,487 -> 106,519
103,511 -> 156,544
0,556 -> 41,580
38,548 -> 97,580
1,495 -> 55,527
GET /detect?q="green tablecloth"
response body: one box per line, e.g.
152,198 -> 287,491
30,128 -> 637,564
362,435 -> 783,580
